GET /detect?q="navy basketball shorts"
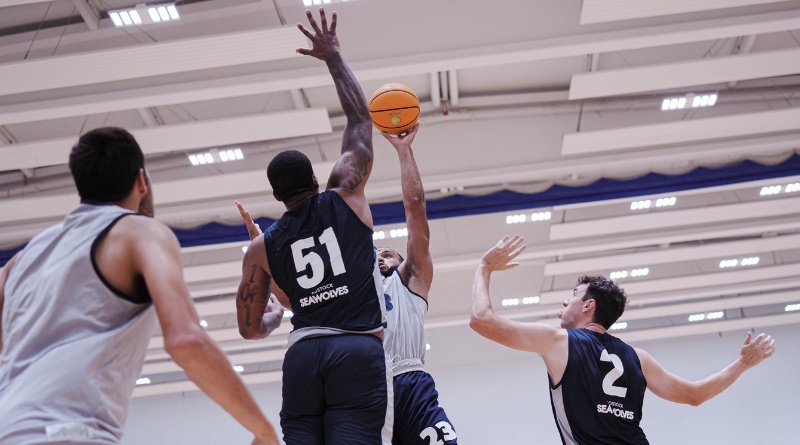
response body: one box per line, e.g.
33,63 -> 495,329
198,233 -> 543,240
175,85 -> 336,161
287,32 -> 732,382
280,334 -> 392,445
393,371 -> 457,445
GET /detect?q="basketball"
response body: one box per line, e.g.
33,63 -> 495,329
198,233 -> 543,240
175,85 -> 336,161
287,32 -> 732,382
369,83 -> 420,134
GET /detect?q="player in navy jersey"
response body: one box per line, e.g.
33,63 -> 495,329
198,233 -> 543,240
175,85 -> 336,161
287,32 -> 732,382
375,124 -> 458,445
234,8 -> 391,445
470,235 -> 777,445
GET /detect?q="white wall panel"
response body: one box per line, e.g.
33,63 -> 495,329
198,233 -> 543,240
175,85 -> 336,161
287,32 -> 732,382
581,0 -> 793,24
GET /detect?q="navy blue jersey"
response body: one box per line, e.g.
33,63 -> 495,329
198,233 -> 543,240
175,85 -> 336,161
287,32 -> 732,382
549,329 -> 649,445
264,190 -> 385,334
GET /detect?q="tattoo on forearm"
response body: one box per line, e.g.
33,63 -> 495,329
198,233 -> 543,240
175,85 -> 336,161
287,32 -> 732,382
248,264 -> 256,283
244,304 -> 252,327
338,153 -> 370,191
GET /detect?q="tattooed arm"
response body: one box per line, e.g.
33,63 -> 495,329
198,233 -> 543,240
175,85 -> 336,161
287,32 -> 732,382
237,234 -> 283,340
297,8 -> 374,226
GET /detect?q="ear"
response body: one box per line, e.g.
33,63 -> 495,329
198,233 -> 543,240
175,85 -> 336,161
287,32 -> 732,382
311,174 -> 319,190
582,299 -> 596,313
136,168 -> 148,196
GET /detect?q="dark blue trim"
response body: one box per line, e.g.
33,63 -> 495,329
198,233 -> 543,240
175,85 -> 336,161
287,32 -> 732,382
2,154 -> 799,266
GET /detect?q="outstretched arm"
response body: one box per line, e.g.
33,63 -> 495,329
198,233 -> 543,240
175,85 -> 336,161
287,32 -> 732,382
638,332 -> 776,406
296,9 -> 373,207
129,218 -> 279,444
0,254 -> 19,354
470,236 -> 565,355
381,125 -> 432,298
297,9 -> 374,226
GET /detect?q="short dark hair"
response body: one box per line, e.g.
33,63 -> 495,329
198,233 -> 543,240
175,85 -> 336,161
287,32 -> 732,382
267,150 -> 316,201
577,275 -> 627,329
69,127 -> 145,202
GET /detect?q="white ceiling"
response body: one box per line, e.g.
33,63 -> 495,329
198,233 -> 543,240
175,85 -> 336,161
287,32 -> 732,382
1,0 -> 799,397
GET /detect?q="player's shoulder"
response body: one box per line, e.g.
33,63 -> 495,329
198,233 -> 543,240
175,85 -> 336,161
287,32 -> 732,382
114,214 -> 176,242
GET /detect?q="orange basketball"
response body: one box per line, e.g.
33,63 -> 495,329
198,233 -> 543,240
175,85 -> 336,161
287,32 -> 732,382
369,83 -> 420,134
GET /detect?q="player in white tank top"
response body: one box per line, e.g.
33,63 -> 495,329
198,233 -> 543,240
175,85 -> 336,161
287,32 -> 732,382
0,127 -> 279,445
377,124 -> 458,445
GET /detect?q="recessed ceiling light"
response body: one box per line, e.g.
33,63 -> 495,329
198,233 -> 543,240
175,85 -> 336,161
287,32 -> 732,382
785,303 -> 800,312
233,365 -> 244,373
199,319 -> 208,328
610,322 -> 627,330
372,231 -> 386,240
136,377 -> 151,385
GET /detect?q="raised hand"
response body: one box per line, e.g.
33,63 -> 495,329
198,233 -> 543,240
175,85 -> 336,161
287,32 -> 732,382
481,235 -> 526,272
381,122 -> 420,149
739,332 -> 776,368
296,8 -> 339,61
235,201 -> 262,241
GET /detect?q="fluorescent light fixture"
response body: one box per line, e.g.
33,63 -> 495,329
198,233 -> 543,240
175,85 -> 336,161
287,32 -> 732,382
707,311 -> 724,320
148,7 -> 161,22
233,365 -> 244,373
188,155 -> 200,166
655,197 -> 677,207
741,257 -> 760,266
109,12 -> 123,27
610,270 -> 628,280
688,313 -> 705,322
111,4 -> 179,27
610,322 -> 627,330
522,296 -> 540,305
188,149 -> 244,166
203,153 -> 214,164
167,5 -> 180,20
390,228 -> 408,238
630,200 -> 651,210
372,231 -> 386,240
501,298 -> 520,307
136,377 -> 151,385
426,343 -> 431,351
760,185 -> 782,196
120,11 -> 133,26
531,211 -> 552,221
719,259 -> 739,268
506,213 -> 526,224
630,268 -> 649,277
784,183 -> 799,193
785,303 -> 800,312
303,0 -> 312,6
199,319 -> 208,328
662,93 -> 717,111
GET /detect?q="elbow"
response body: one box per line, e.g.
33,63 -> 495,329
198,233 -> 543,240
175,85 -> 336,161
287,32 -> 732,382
469,311 -> 491,335
164,331 -> 210,361
238,324 -> 265,340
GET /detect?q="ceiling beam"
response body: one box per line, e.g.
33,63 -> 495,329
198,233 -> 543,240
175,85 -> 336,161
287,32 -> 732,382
133,369 -> 282,398
0,0 -> 49,5
620,312 -> 800,343
0,108 -> 331,171
3,10 -> 800,126
562,107 -> 800,155
550,196 -> 800,241
539,263 -> 799,304
71,0 -> 99,31
569,48 -> 800,100
543,233 -> 800,276
580,0 -> 793,24
0,26 -> 305,97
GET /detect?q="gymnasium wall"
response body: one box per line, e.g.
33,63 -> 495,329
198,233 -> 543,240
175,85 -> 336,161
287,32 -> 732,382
122,322 -> 800,444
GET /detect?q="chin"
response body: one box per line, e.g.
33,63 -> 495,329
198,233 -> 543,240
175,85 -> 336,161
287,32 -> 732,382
380,267 -> 395,278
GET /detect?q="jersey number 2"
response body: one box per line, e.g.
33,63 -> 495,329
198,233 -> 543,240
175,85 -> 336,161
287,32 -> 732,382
600,349 -> 627,398
290,227 -> 346,289
419,421 -> 457,445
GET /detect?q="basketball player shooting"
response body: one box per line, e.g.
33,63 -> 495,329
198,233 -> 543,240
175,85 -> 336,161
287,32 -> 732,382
234,8 -> 392,445
470,235 -> 777,444
375,124 -> 458,445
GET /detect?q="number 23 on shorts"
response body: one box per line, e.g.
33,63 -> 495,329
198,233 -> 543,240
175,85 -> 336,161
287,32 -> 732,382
419,421 -> 456,445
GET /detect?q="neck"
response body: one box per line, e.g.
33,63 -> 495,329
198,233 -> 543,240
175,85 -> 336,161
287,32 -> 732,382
284,190 -> 318,211
582,322 -> 607,334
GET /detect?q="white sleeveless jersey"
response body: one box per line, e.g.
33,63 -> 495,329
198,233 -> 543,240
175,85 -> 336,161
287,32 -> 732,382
0,203 -> 157,445
383,270 -> 428,375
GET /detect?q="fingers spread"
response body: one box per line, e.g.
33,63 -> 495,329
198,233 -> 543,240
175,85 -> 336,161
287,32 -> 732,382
329,11 -> 337,34
306,9 -> 322,34
319,8 -> 328,32
297,23 -> 314,40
